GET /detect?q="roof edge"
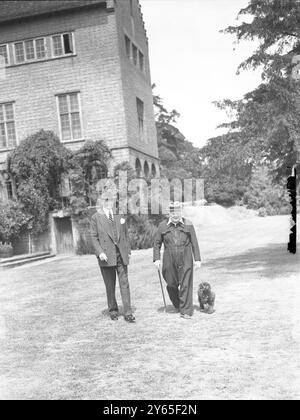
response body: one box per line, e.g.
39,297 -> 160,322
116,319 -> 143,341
0,1 -> 108,25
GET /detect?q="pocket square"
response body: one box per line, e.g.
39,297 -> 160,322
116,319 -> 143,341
120,218 -> 126,224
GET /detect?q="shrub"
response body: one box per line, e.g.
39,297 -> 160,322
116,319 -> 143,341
68,140 -> 112,213
127,214 -> 164,250
0,243 -> 13,258
0,200 -> 32,243
8,130 -> 71,235
76,234 -> 95,255
243,166 -> 290,215
258,207 -> 268,217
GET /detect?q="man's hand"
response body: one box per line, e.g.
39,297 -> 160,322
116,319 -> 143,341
154,260 -> 161,270
195,261 -> 202,270
99,253 -> 108,262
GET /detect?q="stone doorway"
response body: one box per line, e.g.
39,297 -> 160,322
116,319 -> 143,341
54,216 -> 74,254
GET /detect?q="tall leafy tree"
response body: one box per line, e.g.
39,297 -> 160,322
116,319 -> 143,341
153,85 -> 203,179
200,132 -> 253,205
217,0 -> 300,181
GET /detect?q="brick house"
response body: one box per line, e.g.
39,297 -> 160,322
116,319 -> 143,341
0,0 -> 159,203
0,0 -> 160,255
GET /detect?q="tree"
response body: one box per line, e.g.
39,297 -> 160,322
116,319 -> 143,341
0,200 -> 32,243
218,0 -> 300,182
6,131 -> 112,241
200,132 -> 253,205
242,165 -> 290,215
68,140 -> 112,213
8,130 -> 71,235
153,85 -> 203,180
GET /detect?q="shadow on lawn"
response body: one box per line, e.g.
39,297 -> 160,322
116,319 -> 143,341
205,243 -> 299,278
101,306 -> 137,317
157,304 -> 200,313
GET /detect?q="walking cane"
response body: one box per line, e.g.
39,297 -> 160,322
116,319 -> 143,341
157,268 -> 167,311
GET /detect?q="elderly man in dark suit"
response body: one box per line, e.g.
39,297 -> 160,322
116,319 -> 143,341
153,201 -> 201,319
91,198 -> 135,323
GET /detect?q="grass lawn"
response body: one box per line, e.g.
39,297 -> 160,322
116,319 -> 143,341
0,214 -> 299,400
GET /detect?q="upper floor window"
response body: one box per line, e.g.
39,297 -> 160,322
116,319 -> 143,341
139,51 -> 144,71
0,44 -> 8,64
124,34 -> 145,73
57,93 -> 82,142
136,97 -> 144,139
14,37 -> 46,63
52,33 -> 74,57
0,102 -> 17,150
125,35 -> 131,59
36,38 -> 46,59
7,32 -> 74,66
132,43 -> 138,66
14,42 -> 25,63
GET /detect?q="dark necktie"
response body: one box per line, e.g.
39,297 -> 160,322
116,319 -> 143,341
108,211 -> 113,223
107,211 -> 118,245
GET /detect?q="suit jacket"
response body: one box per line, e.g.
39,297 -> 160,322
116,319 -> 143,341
90,210 -> 131,267
153,218 -> 201,263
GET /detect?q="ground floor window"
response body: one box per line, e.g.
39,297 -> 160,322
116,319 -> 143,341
0,102 -> 17,150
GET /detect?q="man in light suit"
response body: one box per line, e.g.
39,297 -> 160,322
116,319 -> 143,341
91,198 -> 135,323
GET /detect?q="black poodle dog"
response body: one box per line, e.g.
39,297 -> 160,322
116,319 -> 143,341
198,282 -> 215,314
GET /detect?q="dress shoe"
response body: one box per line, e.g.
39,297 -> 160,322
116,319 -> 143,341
180,313 -> 192,320
124,314 -> 136,323
110,313 -> 118,321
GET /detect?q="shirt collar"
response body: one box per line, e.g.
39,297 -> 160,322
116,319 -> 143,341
167,217 -> 184,226
103,207 -> 113,219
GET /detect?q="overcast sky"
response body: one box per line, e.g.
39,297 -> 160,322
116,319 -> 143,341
140,0 -> 262,148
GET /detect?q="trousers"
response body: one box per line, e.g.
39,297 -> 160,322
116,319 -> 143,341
100,248 -> 132,317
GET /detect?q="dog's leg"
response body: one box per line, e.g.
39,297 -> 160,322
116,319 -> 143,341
207,292 -> 215,314
198,292 -> 205,311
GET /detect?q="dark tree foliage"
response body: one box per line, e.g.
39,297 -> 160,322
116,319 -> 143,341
73,140 -> 111,183
218,0 -> 300,182
200,132 -> 253,205
8,130 -> 71,235
113,161 -> 136,180
153,85 -> 203,179
68,140 -> 112,214
5,132 -> 112,239
224,0 -> 300,78
242,165 -> 290,215
0,200 -> 32,243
